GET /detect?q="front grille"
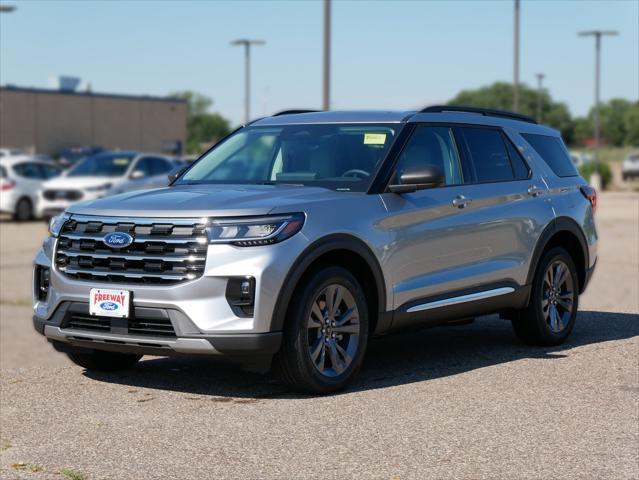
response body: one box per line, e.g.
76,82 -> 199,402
55,215 -> 208,285
43,189 -> 83,201
128,317 -> 176,336
67,314 -> 110,332
62,303 -> 177,338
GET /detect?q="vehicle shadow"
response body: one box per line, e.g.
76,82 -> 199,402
83,310 -> 639,399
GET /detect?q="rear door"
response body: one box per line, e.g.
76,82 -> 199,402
450,125 -> 554,290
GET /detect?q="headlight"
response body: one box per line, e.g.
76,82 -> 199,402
207,213 -> 305,246
48,212 -> 71,237
85,183 -> 112,192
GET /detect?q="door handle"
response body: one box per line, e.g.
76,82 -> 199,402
452,195 -> 472,209
527,185 -> 544,197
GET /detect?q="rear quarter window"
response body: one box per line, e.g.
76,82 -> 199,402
521,133 -> 578,177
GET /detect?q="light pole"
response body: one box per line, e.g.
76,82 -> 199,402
513,0 -> 520,112
322,0 -> 331,111
535,73 -> 545,122
0,4 -> 16,12
231,39 -> 265,124
578,30 -> 618,158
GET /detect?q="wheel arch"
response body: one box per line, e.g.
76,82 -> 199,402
271,234 -> 389,335
526,217 -> 590,293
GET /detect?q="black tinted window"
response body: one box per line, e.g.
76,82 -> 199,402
521,133 -> 578,177
39,164 -> 62,179
505,139 -> 530,180
133,158 -> 154,177
13,162 -> 42,179
459,128 -> 513,183
149,158 -> 173,175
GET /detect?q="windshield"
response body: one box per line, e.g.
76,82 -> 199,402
177,124 -> 398,191
67,153 -> 135,177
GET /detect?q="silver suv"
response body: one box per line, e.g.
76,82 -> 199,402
32,106 -> 598,394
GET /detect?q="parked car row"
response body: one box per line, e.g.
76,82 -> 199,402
1,151 -> 183,221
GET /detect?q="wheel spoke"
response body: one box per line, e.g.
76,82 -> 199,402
545,267 -> 554,288
308,301 -> 324,328
329,286 -> 343,317
557,297 -> 572,311
554,263 -> 568,289
555,312 -> 565,331
310,337 -> 324,362
335,307 -> 356,326
318,345 -> 326,372
549,304 -> 558,331
541,297 -> 550,312
332,323 -> 359,334
327,340 -> 345,374
334,341 -> 352,366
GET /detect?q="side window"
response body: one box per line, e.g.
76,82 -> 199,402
395,126 -> 463,186
504,138 -> 530,180
38,164 -> 62,180
132,158 -> 154,178
458,128 -> 514,183
12,162 -> 43,179
521,133 -> 578,177
149,158 -> 173,175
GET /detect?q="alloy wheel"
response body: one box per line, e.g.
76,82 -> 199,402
542,259 -> 574,333
306,283 -> 360,378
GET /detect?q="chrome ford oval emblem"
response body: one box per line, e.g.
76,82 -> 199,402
103,232 -> 133,249
100,301 -> 119,311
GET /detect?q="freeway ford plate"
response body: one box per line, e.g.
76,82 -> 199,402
90,288 -> 130,318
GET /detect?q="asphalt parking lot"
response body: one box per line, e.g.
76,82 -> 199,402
1,192 -> 637,480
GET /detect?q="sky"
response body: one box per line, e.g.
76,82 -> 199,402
0,0 -> 637,126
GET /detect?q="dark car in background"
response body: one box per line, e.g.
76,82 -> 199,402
56,146 -> 105,169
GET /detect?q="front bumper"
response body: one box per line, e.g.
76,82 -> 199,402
33,301 -> 282,357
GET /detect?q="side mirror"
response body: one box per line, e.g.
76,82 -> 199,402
167,165 -> 187,184
130,170 -> 145,180
388,165 -> 444,194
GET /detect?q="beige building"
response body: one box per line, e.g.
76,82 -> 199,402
0,86 -> 187,155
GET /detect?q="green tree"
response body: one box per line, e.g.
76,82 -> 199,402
169,91 -> 231,154
447,82 -> 574,143
573,99 -> 639,147
624,105 -> 639,146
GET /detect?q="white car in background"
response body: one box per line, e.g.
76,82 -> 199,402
621,153 -> 639,181
37,151 -> 176,219
0,156 -> 62,221
569,151 -> 593,169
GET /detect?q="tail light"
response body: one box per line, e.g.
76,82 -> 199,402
1,180 -> 15,191
580,185 -> 597,213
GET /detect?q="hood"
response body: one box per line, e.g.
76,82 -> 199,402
67,184 -> 353,218
43,176 -> 121,190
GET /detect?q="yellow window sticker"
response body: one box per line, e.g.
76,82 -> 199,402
363,133 -> 386,145
113,158 -> 131,165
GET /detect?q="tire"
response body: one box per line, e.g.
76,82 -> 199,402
13,198 -> 33,222
66,350 -> 142,371
277,266 -> 369,394
512,247 -> 579,346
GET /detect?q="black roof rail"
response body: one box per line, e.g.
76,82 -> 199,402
420,105 -> 537,124
272,109 -> 321,116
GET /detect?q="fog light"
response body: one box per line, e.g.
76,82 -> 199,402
226,277 -> 256,317
36,267 -> 50,301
